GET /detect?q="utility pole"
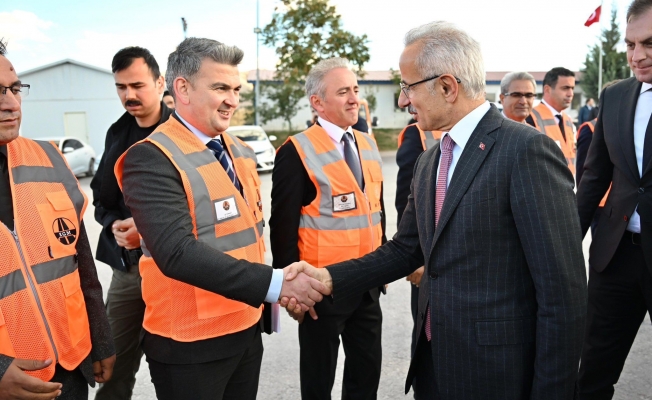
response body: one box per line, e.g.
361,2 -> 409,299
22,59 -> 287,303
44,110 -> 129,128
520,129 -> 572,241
181,17 -> 188,39
254,0 -> 261,126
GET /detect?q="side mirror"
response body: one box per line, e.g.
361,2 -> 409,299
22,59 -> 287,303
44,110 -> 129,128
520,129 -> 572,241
63,147 -> 75,154
268,135 -> 277,141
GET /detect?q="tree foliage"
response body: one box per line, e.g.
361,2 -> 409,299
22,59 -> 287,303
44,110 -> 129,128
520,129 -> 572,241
259,0 -> 370,131
580,8 -> 629,101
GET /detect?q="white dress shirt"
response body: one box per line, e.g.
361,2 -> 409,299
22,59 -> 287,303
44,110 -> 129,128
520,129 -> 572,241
436,102 -> 491,188
627,82 -> 652,233
541,99 -> 565,125
176,112 -> 283,303
318,116 -> 359,160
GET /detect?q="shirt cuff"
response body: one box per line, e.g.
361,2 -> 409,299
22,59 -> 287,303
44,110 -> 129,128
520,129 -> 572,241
264,268 -> 284,303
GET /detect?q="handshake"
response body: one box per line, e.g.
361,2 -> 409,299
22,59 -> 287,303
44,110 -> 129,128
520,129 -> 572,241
278,261 -> 333,323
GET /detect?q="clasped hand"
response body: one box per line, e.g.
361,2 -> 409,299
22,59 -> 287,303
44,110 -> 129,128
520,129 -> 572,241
279,261 -> 332,322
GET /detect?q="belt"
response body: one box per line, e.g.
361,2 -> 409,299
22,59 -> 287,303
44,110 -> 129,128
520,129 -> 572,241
623,231 -> 642,246
122,247 -> 144,266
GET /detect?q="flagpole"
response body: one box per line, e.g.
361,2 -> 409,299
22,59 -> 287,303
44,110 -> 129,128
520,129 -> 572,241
597,1 -> 604,91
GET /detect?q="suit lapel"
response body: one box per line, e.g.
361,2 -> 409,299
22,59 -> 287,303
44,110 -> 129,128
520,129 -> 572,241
423,143 -> 441,253
427,107 -> 501,260
618,78 -> 642,180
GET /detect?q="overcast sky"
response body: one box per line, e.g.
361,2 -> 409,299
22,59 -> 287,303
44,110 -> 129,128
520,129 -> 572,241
0,0 -> 632,76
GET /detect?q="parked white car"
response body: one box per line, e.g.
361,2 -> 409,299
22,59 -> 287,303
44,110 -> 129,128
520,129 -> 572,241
226,126 -> 277,172
39,137 -> 97,177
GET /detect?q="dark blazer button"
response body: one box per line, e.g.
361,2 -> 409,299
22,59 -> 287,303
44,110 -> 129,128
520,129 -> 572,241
430,271 -> 438,279
639,187 -> 645,194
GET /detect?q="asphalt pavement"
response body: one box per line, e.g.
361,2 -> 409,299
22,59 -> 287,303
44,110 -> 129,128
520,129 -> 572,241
81,151 -> 651,400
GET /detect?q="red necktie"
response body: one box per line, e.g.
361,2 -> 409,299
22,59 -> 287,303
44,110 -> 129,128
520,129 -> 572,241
426,134 -> 455,341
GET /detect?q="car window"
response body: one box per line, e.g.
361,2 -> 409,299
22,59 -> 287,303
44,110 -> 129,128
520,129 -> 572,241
68,139 -> 83,150
230,129 -> 267,142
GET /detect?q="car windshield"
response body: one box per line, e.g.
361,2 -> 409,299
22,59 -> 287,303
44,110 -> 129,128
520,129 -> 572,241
230,129 -> 267,142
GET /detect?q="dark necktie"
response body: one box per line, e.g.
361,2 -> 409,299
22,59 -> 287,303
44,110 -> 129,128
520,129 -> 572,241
206,138 -> 241,191
426,134 -> 455,341
342,132 -> 364,190
556,114 -> 566,141
642,90 -> 652,172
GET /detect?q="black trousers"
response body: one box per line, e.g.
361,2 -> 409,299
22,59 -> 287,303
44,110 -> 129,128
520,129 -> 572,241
299,290 -> 382,400
147,328 -> 263,400
410,284 -> 419,357
578,232 -> 652,400
51,365 -> 88,400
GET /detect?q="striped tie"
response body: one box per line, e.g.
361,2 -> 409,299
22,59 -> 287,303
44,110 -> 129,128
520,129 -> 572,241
426,133 -> 455,341
207,138 -> 241,191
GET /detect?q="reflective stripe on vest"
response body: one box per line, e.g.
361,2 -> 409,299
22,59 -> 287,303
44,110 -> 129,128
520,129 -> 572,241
576,119 -> 609,207
289,125 -> 383,268
114,117 -> 264,342
0,137 -> 90,382
529,104 -> 576,175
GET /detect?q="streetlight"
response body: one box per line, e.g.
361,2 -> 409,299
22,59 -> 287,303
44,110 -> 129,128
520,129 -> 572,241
181,17 -> 188,39
254,0 -> 261,126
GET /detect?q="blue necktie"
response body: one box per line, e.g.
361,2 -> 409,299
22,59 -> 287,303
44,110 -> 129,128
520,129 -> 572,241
206,138 -> 241,191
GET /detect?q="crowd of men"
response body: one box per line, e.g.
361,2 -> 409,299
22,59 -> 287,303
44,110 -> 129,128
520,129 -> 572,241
0,0 -> 651,399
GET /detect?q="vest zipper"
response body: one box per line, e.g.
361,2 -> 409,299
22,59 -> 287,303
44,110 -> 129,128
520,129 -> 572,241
6,226 -> 59,362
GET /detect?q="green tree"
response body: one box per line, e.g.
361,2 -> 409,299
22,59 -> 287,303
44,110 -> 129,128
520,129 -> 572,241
580,8 -> 629,100
260,0 -> 370,132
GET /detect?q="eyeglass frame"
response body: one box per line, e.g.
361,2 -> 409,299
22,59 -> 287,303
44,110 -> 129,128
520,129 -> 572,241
502,92 -> 537,99
0,84 -> 30,97
400,74 -> 461,98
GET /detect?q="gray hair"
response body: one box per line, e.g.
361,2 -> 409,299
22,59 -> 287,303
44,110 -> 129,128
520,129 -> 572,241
166,37 -> 244,98
305,57 -> 350,99
500,72 -> 537,94
404,21 -> 485,100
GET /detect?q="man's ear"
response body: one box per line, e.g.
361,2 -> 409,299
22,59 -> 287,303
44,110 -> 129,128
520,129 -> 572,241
310,95 -> 324,114
439,75 -> 459,103
174,77 -> 191,106
156,76 -> 165,95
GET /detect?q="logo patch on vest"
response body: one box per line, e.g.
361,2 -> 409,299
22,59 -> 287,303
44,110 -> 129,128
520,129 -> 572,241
214,196 -> 240,222
52,217 -> 77,245
332,192 -> 356,212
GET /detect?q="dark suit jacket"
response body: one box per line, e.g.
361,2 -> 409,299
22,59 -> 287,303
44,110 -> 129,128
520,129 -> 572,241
577,77 -> 652,273
91,103 -> 172,271
579,105 -> 592,125
326,106 -> 587,400
575,120 -> 595,187
120,122 -> 273,363
395,124 -> 423,225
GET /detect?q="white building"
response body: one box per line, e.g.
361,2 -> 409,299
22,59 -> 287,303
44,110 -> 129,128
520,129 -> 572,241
248,70 -> 584,131
18,59 -> 124,156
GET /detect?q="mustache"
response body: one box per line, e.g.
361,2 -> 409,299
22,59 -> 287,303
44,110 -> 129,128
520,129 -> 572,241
0,112 -> 20,121
407,105 -> 417,114
125,100 -> 142,107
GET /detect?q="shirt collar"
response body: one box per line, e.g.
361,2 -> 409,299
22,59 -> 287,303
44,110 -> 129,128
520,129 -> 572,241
318,116 -> 354,143
175,112 -> 221,144
445,101 -> 491,150
641,82 -> 652,94
542,99 -> 564,117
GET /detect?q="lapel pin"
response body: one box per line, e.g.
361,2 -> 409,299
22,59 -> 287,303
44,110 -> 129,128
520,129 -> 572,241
479,142 -> 485,151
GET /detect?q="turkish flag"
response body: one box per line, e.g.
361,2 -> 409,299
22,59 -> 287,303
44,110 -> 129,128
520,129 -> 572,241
585,5 -> 602,27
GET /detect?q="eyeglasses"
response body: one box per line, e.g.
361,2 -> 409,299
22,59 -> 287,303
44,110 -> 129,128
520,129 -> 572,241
0,84 -> 30,97
400,74 -> 462,98
503,92 -> 536,99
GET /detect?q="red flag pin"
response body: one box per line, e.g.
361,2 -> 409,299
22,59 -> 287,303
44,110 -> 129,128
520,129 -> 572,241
479,142 -> 485,150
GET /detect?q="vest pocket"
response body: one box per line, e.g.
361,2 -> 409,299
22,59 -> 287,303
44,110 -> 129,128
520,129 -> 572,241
194,287 -> 249,319
60,271 -> 89,346
317,229 -> 361,265
0,306 -> 16,357
36,191 -> 79,259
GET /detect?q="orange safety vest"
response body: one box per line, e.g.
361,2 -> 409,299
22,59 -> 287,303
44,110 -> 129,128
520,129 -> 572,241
529,103 -> 576,175
577,119 -> 610,207
0,137 -> 91,381
397,123 -> 442,150
115,117 -> 265,342
288,125 -> 384,268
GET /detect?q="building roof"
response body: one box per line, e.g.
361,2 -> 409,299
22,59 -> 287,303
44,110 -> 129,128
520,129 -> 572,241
19,59 -> 112,77
247,69 -> 582,84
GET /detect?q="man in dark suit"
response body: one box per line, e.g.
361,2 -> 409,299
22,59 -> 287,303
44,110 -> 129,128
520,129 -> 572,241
576,1 -> 652,398
91,46 -> 172,400
0,38 -> 115,400
119,37 -> 329,400
579,98 -> 595,125
285,21 -> 587,400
